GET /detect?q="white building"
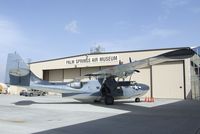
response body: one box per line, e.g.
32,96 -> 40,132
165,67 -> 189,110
29,47 -> 200,100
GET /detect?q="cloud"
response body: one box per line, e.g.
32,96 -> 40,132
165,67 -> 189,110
64,20 -> 80,34
159,0 -> 189,21
162,0 -> 189,8
94,28 -> 180,51
150,28 -> 179,38
114,20 -> 132,30
190,7 -> 200,14
118,28 -> 179,50
0,19 -> 27,49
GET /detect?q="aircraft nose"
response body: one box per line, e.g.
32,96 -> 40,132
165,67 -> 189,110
138,83 -> 149,91
143,84 -> 149,91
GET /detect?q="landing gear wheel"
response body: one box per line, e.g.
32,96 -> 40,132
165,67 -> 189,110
135,97 -> 140,102
94,100 -> 101,103
104,95 -> 114,105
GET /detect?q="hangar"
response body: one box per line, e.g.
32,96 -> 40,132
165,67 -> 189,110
29,47 -> 200,100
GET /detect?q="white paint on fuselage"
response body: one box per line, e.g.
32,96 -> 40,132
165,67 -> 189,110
30,79 -> 149,102
68,80 -> 149,101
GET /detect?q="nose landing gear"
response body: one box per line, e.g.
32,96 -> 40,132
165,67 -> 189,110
104,95 -> 114,105
135,97 -> 140,102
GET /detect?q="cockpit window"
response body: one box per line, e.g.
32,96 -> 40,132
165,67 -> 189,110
67,80 -> 88,89
67,82 -> 82,89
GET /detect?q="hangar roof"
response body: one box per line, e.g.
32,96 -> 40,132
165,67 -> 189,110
30,47 -> 190,64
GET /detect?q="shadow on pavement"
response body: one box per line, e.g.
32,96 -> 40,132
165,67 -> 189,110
14,99 -> 200,134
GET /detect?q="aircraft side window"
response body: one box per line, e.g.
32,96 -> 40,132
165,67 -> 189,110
69,81 -> 83,89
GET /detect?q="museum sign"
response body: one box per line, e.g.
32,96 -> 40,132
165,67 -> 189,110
65,55 -> 119,65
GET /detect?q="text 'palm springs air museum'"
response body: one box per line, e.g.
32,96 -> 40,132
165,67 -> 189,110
29,46 -> 200,100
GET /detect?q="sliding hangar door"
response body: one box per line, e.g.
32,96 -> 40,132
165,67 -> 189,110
46,67 -> 101,82
152,61 -> 184,99
133,61 -> 185,99
44,61 -> 185,99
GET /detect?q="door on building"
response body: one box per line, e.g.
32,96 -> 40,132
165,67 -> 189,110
152,61 -> 184,99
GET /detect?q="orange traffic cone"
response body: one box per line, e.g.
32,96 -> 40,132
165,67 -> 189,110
147,97 -> 149,102
144,97 -> 147,102
149,97 -> 152,102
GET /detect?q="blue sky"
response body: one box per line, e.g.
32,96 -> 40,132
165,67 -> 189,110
0,0 -> 200,82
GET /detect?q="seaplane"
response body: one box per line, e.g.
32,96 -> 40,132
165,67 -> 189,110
5,48 -> 195,105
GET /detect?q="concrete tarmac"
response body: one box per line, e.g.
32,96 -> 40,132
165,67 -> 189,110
0,94 -> 200,134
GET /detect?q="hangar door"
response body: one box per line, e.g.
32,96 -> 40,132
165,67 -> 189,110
152,61 -> 184,99
49,70 -> 63,82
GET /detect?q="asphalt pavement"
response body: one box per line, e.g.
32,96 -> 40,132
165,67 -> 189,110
0,94 -> 200,134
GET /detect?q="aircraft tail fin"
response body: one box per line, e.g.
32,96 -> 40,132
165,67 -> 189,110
5,52 -> 30,86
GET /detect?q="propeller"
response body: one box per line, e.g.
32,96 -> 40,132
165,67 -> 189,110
134,70 -> 140,73
129,57 -> 132,63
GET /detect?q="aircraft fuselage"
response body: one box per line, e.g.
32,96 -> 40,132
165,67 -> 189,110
32,80 -> 149,102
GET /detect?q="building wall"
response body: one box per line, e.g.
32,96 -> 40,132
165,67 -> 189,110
184,59 -> 192,99
190,54 -> 200,100
131,68 -> 151,97
30,48 -> 192,99
30,49 -> 174,79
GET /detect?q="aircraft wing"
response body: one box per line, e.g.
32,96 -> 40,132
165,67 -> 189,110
86,48 -> 195,78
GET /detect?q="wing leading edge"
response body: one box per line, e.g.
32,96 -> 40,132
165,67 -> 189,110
86,48 -> 195,78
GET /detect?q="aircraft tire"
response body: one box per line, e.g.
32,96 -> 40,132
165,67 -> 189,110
42,92 -> 46,96
105,95 -> 114,105
135,97 -> 140,102
94,100 -> 101,103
